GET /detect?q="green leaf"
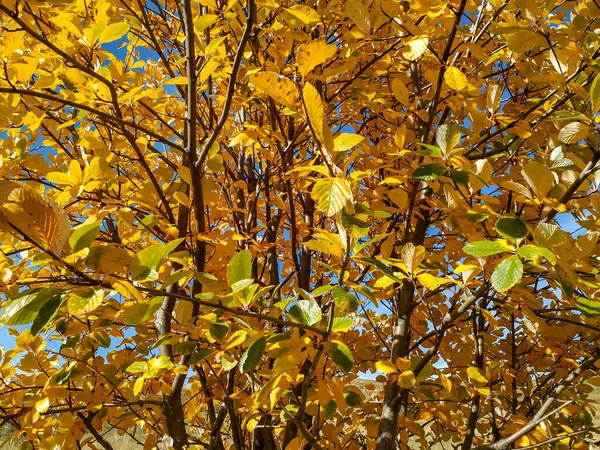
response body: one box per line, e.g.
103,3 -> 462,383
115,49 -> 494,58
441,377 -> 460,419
575,298 -> 600,317
417,143 -> 442,156
343,391 -> 362,406
130,238 -> 184,280
326,340 -> 354,373
452,169 -> 469,186
591,75 -> 600,114
490,255 -> 523,292
463,240 -> 511,257
126,361 -> 148,373
189,348 -> 215,365
331,316 -> 354,332
30,294 -> 63,335
311,177 -> 353,216
435,124 -> 461,153
289,299 -> 322,326
412,163 -> 446,181
227,250 -> 252,286
122,297 -> 162,325
69,219 -> 102,253
239,336 -> 267,373
332,286 -> 360,312
516,244 -> 556,265
495,216 -> 528,241
0,288 -> 64,326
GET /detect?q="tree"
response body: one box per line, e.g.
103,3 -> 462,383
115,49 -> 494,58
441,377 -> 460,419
1,0 -> 600,448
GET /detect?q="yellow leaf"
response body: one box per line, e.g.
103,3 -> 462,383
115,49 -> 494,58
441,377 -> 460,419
112,280 -> 145,303
521,161 -> 554,200
333,133 -> 364,153
346,0 -> 371,35
398,370 -> 416,388
402,35 -> 428,61
467,366 -> 488,383
281,5 -> 321,26
395,358 -> 411,371
297,41 -> 337,78
392,78 -> 409,105
249,71 -> 298,108
558,122 -> 589,144
439,373 -> 452,393
35,397 -> 50,414
194,14 -> 218,33
303,81 -> 334,152
375,360 -> 398,374
224,330 -> 248,349
445,66 -> 468,91
417,273 -> 440,290
98,22 -> 130,44
311,177 -> 352,216
133,377 -> 145,396
164,77 -> 189,85
173,365 -> 189,374
487,84 -> 502,114
401,243 -> 426,275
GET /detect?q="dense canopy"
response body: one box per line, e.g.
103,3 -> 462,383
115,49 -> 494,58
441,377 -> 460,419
1,0 -> 600,449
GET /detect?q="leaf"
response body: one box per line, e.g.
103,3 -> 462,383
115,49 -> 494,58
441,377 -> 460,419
249,72 -> 298,108
375,360 -> 398,374
392,78 -> 409,106
227,249 -> 252,286
521,161 -> 554,200
463,240 -> 511,257
0,288 -> 63,326
591,75 -> 600,114
445,66 -> 468,91
326,340 -> 354,373
436,124 -> 461,154
334,133 -> 364,153
534,223 -> 567,247
401,243 -> 426,274
98,22 -> 130,44
412,163 -> 446,181
331,286 -> 359,312
35,398 -> 50,414
397,370 -> 416,389
289,299 -> 322,326
487,84 -> 502,114
345,0 -> 371,35
30,294 -> 63,335
575,298 -> 600,317
69,218 -> 102,253
558,122 -> 589,144
344,391 -> 362,406
129,238 -> 184,280
281,5 -> 321,26
303,82 -> 334,151
297,41 -> 337,77
491,255 -> 523,292
311,177 -> 352,216
467,366 -> 488,383
495,216 -> 528,241
517,244 -> 556,265
239,336 -> 267,373
66,288 -> 103,314
194,14 -> 218,33
402,35 -> 428,61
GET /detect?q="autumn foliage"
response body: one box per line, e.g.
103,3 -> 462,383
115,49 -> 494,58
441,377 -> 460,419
2,0 -> 600,449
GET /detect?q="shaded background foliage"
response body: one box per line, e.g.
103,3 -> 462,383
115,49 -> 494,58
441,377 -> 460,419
0,0 -> 600,449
